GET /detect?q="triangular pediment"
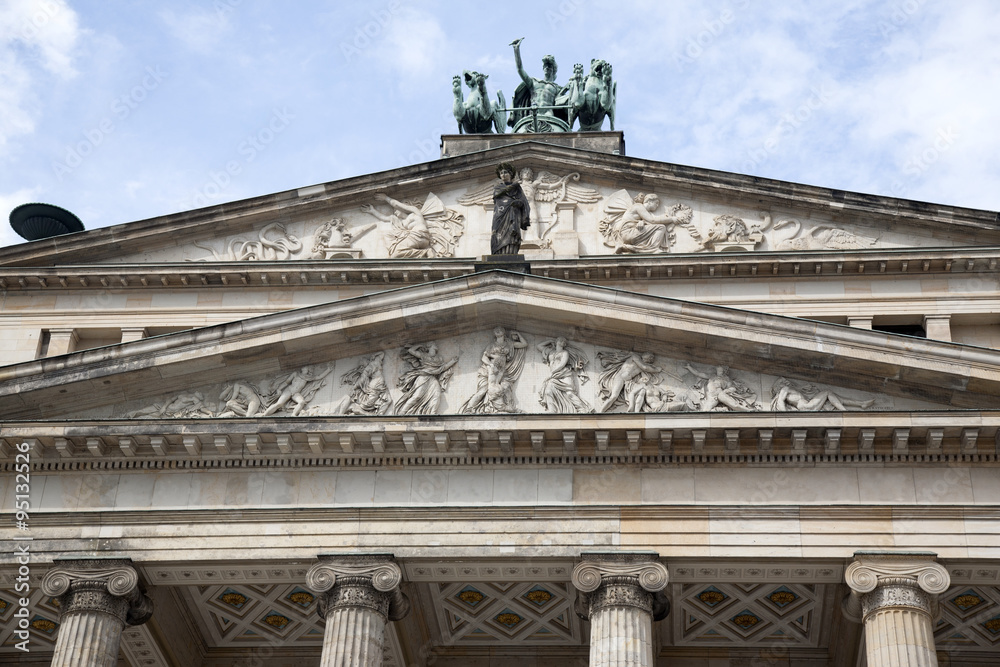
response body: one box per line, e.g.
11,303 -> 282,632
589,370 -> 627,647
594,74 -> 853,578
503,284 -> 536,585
1,142 -> 997,268
1,271 -> 997,420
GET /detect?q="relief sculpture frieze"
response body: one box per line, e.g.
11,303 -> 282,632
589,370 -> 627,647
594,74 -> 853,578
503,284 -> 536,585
770,218 -> 878,250
361,192 -> 465,258
113,332 -> 901,421
599,190 -> 693,254
459,327 -> 528,414
459,168 -> 600,249
192,222 -> 304,261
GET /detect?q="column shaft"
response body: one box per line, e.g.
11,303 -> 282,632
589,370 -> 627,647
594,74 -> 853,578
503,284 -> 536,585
589,604 -> 653,667
321,604 -> 387,667
49,611 -> 124,667
865,607 -> 938,667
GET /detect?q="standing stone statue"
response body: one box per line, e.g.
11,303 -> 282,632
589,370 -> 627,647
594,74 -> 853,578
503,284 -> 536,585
490,162 -> 531,255
508,37 -> 571,132
453,70 -> 506,134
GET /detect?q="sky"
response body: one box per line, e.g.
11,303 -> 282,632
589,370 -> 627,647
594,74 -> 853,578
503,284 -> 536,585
2,0 -> 999,249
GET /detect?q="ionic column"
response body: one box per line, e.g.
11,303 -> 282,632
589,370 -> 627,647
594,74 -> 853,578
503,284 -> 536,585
306,554 -> 410,667
41,558 -> 153,667
572,553 -> 670,667
843,552 -> 950,667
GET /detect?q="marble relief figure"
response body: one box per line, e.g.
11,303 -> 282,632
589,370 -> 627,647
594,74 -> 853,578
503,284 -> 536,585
770,377 -> 876,411
679,214 -> 763,252
599,190 -> 694,254
460,327 -> 528,414
361,192 -> 465,258
771,219 -> 877,250
127,391 -> 214,419
596,350 -> 662,413
537,337 -> 592,413
192,222 -> 303,261
217,380 -> 268,418
333,353 -> 392,416
306,218 -> 375,259
684,364 -> 760,412
258,365 -> 333,417
395,344 -> 459,415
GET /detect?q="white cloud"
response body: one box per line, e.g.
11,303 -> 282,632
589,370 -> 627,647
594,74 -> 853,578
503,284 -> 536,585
0,0 -> 81,147
371,7 -> 448,94
158,6 -> 234,53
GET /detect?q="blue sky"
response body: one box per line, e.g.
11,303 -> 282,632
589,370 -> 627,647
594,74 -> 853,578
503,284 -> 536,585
2,0 -> 999,249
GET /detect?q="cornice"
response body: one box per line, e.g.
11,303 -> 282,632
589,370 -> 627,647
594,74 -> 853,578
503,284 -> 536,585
3,412 -> 998,465
0,247 -> 997,292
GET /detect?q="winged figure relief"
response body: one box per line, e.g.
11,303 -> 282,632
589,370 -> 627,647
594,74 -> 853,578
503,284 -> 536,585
362,192 -> 465,258
772,219 -> 878,251
459,169 -> 600,243
598,189 -> 693,254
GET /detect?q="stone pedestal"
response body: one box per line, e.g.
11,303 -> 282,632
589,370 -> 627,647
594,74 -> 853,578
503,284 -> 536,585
441,131 -> 625,158
923,315 -> 952,342
572,553 -> 669,667
41,559 -> 153,667
306,555 -> 410,667
119,327 -> 148,343
843,552 -> 950,667
46,328 -> 79,356
474,254 -> 531,274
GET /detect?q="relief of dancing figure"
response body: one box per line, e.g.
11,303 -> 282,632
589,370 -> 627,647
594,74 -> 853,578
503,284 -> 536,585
395,343 -> 459,415
333,353 -> 392,416
596,350 -> 662,413
460,327 -> 528,414
537,337 -> 592,413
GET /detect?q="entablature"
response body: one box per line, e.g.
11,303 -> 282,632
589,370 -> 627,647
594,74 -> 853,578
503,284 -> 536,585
4,412 -> 999,467
0,247 -> 997,293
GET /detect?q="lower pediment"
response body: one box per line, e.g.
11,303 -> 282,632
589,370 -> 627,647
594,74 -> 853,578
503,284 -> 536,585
75,327 -> 937,422
1,271 -> 998,419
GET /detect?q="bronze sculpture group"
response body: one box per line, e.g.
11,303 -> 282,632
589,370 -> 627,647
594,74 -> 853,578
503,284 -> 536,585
452,37 -> 616,135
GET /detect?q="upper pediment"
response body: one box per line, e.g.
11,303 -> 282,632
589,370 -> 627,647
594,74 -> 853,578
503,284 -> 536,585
1,271 -> 998,421
1,141 -> 997,267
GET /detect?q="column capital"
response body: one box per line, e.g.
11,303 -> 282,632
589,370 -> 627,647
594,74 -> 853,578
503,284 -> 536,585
572,553 -> 669,621
306,554 -> 409,621
842,552 -> 950,622
41,558 -> 152,627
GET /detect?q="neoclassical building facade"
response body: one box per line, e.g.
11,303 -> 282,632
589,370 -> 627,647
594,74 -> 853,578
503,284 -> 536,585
1,132 -> 999,665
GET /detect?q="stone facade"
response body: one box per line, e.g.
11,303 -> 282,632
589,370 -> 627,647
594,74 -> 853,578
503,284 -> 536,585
1,133 -> 999,665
